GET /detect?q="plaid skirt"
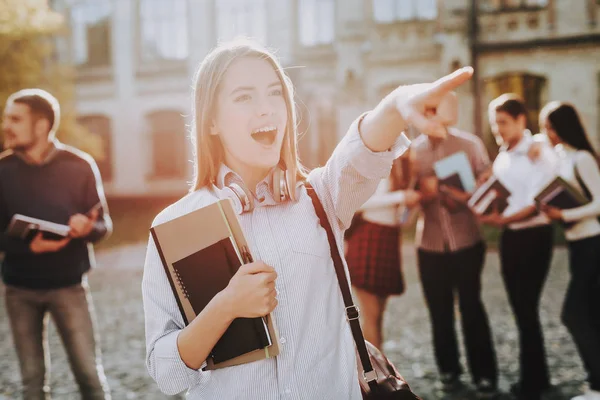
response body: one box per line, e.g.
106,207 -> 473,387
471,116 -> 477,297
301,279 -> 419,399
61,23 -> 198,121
346,220 -> 405,296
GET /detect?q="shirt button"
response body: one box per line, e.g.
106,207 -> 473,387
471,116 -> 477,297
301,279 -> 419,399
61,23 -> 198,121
280,337 -> 286,344
284,388 -> 292,395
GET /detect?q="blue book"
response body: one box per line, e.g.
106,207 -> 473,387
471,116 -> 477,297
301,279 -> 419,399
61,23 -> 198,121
434,151 -> 476,193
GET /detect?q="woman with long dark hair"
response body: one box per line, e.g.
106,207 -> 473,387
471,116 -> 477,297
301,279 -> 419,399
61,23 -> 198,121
539,102 -> 600,400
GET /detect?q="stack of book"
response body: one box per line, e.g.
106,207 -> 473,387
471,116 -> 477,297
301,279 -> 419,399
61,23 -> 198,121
467,175 -> 511,215
150,199 -> 280,370
534,177 -> 589,210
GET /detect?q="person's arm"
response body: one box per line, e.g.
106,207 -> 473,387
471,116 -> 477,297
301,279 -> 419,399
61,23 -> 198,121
81,160 -> 112,242
0,178 -> 32,254
360,190 -> 406,210
309,68 -> 474,230
143,213 -> 277,394
142,235 -> 209,395
562,152 -> 600,222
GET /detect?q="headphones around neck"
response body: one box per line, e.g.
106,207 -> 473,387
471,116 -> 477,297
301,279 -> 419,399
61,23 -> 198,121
217,167 -> 292,214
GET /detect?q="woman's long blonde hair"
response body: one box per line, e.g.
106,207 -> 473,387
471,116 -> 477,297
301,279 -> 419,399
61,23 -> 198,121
190,39 -> 307,198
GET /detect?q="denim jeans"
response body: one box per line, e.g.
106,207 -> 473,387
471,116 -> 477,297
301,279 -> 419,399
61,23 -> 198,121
4,279 -> 111,400
563,234 -> 600,391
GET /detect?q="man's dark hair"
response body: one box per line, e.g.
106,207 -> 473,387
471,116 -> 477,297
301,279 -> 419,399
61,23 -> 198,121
489,93 -> 527,120
7,89 -> 60,138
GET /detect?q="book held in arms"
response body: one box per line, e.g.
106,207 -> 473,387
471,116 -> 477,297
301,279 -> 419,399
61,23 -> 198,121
534,176 -> 589,210
6,214 -> 70,241
150,199 -> 279,370
467,175 -> 511,216
433,151 -> 477,193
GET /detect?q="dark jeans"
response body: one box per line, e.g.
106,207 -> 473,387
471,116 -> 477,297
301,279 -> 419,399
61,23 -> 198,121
563,234 -> 600,391
4,280 -> 111,400
417,242 -> 498,385
500,225 -> 554,396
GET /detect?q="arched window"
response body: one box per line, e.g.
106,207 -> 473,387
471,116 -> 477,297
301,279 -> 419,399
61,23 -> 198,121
146,110 -> 188,179
77,115 -> 114,182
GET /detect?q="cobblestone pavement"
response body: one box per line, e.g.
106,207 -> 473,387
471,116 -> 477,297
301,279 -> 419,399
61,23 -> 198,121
0,243 -> 587,399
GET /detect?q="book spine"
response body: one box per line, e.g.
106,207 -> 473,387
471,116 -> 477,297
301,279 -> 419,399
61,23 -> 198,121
150,228 -> 189,326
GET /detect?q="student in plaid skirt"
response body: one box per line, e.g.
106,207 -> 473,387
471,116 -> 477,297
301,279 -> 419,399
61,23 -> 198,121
345,152 -> 420,350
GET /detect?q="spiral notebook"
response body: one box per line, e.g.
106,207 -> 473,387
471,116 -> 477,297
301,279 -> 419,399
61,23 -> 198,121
150,199 -> 280,370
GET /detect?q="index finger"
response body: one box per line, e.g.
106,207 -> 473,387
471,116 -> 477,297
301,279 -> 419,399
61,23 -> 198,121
430,67 -> 474,97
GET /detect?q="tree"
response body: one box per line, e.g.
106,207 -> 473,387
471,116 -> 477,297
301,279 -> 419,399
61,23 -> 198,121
0,0 -> 102,158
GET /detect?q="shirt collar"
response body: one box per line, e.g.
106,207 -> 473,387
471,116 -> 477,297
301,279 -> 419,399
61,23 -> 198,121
214,163 -> 278,202
14,139 -> 61,165
501,130 -> 532,155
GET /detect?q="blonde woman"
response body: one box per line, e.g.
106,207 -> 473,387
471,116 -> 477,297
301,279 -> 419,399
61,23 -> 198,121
141,38 -> 473,399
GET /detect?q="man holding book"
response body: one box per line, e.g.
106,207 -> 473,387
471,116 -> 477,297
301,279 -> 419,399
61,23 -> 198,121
0,89 -> 112,399
411,94 -> 498,398
480,94 -> 558,400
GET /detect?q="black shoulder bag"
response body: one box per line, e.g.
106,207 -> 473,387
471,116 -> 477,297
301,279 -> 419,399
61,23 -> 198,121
305,184 -> 421,400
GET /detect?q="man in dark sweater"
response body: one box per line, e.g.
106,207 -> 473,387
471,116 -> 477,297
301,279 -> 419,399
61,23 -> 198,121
1,89 -> 112,400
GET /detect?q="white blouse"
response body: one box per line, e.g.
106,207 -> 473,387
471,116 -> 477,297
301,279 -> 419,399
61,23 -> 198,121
360,179 -> 408,226
554,144 -> 600,241
493,131 -> 558,230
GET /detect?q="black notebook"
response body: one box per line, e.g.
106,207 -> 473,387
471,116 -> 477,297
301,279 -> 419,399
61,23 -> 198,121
439,172 -> 465,191
467,175 -> 511,215
535,177 -> 589,210
171,237 -> 272,364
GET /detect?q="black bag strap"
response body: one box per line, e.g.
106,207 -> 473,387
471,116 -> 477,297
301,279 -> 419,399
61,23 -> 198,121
304,183 -> 378,389
574,160 -> 592,201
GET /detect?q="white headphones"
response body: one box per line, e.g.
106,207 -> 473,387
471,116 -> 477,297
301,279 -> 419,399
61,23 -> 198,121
217,167 -> 292,214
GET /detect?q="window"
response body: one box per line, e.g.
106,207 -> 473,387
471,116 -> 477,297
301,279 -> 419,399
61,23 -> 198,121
373,0 -> 437,23
216,0 -> 267,44
147,111 -> 188,180
139,0 -> 189,62
484,73 -> 547,135
298,0 -> 335,46
70,0 -> 112,66
77,115 -> 113,182
480,0 -> 548,11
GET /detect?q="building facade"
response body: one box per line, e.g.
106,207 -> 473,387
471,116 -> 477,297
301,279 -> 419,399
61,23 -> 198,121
51,0 -> 600,197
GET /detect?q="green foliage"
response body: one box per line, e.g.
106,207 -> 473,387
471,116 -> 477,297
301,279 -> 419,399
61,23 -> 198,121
0,0 -> 102,158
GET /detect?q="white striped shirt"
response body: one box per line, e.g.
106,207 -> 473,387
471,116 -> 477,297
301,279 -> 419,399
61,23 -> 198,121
141,116 -> 410,399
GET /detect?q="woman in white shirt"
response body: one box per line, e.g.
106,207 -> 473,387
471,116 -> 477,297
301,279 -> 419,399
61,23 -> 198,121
538,102 -> 600,400
345,151 -> 420,350
482,94 -> 558,400
141,38 -> 473,399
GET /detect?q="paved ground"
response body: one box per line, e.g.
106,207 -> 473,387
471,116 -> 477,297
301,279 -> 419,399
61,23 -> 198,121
0,243 -> 587,399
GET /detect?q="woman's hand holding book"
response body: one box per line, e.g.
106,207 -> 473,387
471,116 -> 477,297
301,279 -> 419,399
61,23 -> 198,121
222,261 -> 278,319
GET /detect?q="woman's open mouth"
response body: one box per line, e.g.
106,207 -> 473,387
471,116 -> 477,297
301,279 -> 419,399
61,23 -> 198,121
251,126 -> 278,146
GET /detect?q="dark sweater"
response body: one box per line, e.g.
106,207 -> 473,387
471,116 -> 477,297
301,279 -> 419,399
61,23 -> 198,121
0,142 -> 112,289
